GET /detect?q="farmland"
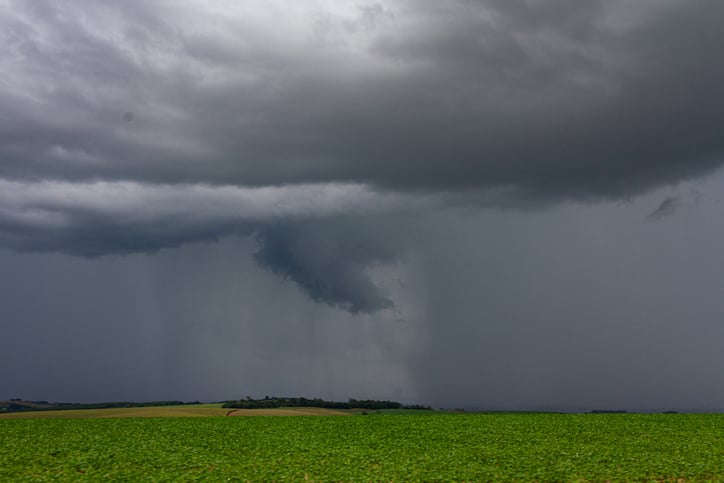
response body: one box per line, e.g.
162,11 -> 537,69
3,413 -> 724,481
0,405 -> 351,419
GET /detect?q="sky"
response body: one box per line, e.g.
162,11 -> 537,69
1,0 -> 724,411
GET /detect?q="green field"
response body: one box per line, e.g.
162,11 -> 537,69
3,413 -> 724,481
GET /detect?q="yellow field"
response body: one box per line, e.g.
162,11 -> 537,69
226,407 -> 351,417
0,406 -> 351,419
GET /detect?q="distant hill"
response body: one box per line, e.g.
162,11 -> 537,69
0,399 -> 56,412
0,399 -> 195,413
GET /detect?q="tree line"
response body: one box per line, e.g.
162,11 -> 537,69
222,397 -> 429,410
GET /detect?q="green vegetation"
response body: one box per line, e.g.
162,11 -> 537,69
367,407 -> 448,415
3,413 -> 724,481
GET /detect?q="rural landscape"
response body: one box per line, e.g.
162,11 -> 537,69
3,0 -> 724,481
3,397 -> 724,481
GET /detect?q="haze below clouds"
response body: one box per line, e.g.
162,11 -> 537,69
1,0 -> 724,410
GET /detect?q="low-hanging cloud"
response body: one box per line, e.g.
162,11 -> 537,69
0,178 -> 418,254
254,222 -> 397,313
1,0 -> 724,311
0,179 -> 415,310
646,196 -> 681,221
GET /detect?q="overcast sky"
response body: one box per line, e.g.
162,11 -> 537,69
2,0 -> 724,410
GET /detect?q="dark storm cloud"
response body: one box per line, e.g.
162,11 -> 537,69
254,221 -> 398,313
2,0 -> 724,312
646,196 -> 680,220
4,0 -> 724,408
1,0 -> 723,196
0,179 -> 412,255
0,178 -> 414,311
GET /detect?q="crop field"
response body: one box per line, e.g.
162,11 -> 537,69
3,413 -> 724,481
0,406 -> 230,419
0,405 -> 350,419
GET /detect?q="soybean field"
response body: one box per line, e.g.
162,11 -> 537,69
3,413 -> 724,481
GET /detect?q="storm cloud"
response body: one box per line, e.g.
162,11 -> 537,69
2,0 -> 724,310
254,220 -> 402,313
2,0 -> 723,194
0,178 -> 417,255
2,1 -> 724,408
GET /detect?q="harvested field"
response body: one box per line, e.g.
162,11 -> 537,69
0,406 -> 350,419
226,407 -> 350,416
0,407 -> 228,419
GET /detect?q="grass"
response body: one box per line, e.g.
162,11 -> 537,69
2,413 -> 724,481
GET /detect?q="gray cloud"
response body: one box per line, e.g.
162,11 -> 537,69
2,0 -> 724,411
0,178 -> 420,311
253,221 -> 399,313
1,0 -> 722,197
646,196 -> 681,220
2,0 -> 723,312
5,178 -> 724,409
0,178 -> 418,255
